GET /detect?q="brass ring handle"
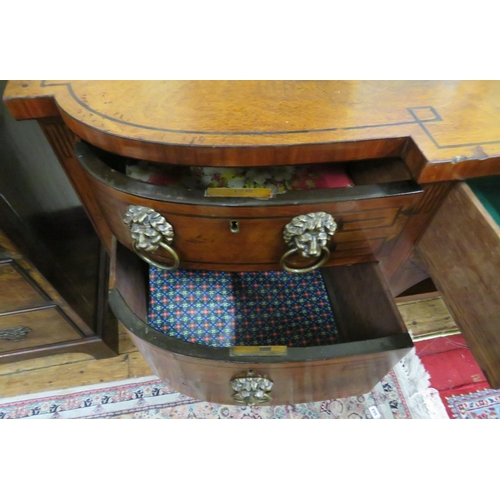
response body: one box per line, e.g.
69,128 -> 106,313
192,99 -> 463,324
132,241 -> 180,271
280,245 -> 331,274
281,212 -> 337,273
124,205 -> 180,271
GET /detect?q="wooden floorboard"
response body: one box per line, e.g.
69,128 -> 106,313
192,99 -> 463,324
0,297 -> 458,398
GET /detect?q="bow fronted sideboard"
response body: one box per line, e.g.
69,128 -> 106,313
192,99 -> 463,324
4,80 -> 500,404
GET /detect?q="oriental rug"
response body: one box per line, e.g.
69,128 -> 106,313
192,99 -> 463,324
0,349 -> 448,419
443,388 -> 500,419
414,333 -> 500,419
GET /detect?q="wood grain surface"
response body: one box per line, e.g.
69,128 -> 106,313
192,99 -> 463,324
0,307 -> 82,353
86,168 -> 420,270
0,296 -> 452,398
5,81 -> 500,182
127,328 -> 410,405
0,262 -> 47,314
418,182 -> 500,387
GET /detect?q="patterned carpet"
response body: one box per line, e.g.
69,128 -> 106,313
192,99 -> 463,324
444,389 -> 500,419
0,349 -> 448,419
415,333 -> 500,419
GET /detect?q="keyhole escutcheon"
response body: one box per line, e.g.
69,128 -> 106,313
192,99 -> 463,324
230,220 -> 240,233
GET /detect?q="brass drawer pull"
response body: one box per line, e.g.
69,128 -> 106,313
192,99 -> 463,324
0,326 -> 31,342
280,212 -> 337,273
230,370 -> 273,406
123,206 -> 180,271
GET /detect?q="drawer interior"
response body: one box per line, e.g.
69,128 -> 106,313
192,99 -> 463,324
77,142 -> 420,206
148,267 -> 340,348
110,241 -> 412,362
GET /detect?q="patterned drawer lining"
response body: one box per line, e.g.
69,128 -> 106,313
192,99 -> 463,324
148,268 -> 339,348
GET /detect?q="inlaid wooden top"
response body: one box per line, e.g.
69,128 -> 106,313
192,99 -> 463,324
4,80 -> 500,182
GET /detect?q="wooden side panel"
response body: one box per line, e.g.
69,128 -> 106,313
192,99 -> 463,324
382,182 -> 452,296
109,239 -> 148,322
38,118 -> 114,251
322,264 -> 407,343
418,182 -> 500,388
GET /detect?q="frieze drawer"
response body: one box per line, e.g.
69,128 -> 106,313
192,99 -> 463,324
76,142 -> 423,272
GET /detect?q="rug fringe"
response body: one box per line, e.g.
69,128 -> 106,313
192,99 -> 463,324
394,348 -> 449,419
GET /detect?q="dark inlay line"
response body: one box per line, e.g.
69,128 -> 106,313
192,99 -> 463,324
41,81 -> 422,137
41,81 -> 500,150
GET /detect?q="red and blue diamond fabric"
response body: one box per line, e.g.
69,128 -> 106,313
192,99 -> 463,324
148,268 -> 339,348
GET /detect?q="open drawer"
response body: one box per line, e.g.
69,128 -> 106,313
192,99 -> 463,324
76,142 -> 423,272
109,240 -> 413,405
418,178 -> 500,388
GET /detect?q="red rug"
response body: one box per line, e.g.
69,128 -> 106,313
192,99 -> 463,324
414,333 -> 499,418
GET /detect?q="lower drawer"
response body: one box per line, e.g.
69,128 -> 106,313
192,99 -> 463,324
418,179 -> 500,388
0,307 -> 82,353
0,261 -> 47,314
110,241 -> 413,405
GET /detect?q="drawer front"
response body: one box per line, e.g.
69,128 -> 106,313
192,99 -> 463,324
418,181 -> 500,388
87,172 -> 421,271
127,327 -> 410,405
0,307 -> 82,353
109,242 -> 413,404
0,262 -> 47,314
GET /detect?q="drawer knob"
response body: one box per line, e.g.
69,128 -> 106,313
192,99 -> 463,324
0,326 -> 31,342
123,205 -> 180,271
230,370 -> 273,406
281,212 -> 337,273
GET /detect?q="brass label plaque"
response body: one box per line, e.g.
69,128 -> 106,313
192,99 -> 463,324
205,187 -> 274,198
230,345 -> 287,356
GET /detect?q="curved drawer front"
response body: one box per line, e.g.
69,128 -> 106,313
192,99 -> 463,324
78,143 -> 423,271
126,328 -> 410,406
110,243 -> 413,404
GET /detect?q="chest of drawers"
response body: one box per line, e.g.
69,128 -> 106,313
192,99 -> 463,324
0,195 -> 116,363
4,80 -> 500,404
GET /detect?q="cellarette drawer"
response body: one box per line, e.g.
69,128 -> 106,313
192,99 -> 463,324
109,241 -> 413,405
76,142 -> 423,272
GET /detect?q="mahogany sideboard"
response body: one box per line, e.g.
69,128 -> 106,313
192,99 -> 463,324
3,80 -> 500,404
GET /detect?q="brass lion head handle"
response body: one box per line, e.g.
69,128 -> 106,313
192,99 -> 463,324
123,205 -> 180,271
281,212 -> 337,273
230,370 -> 273,406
